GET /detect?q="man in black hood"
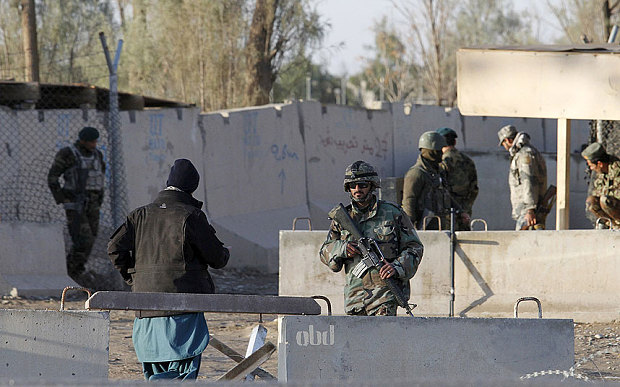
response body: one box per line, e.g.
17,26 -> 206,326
108,158 -> 229,381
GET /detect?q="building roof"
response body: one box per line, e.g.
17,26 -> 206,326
0,81 -> 193,111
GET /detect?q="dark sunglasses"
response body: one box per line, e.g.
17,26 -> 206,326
348,182 -> 370,189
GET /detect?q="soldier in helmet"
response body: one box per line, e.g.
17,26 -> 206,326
497,124 -> 548,230
437,127 -> 479,231
402,131 -> 452,230
319,161 -> 424,316
48,126 -> 106,280
581,142 -> 620,228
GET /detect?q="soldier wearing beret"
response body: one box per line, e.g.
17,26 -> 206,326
437,127 -> 479,230
581,142 -> 620,228
48,126 -> 106,280
498,125 -> 548,230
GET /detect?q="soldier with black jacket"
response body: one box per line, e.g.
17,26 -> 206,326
108,158 -> 229,381
48,126 -> 105,278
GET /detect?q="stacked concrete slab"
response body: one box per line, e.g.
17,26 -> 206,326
278,315 -> 574,382
0,309 -> 109,379
0,222 -> 77,297
280,229 -> 620,322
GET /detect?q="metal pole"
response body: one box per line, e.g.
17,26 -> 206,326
449,207 -> 455,317
608,24 -> 618,43
341,77 -> 347,105
305,76 -> 311,101
99,32 -> 127,228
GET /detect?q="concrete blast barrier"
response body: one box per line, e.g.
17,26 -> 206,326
278,315 -> 573,382
0,222 -> 78,297
280,230 -> 620,322
0,309 -> 109,379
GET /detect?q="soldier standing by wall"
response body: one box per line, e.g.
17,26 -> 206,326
497,125 -> 548,230
319,161 -> 423,316
581,142 -> 620,229
437,127 -> 479,231
48,126 -> 105,280
402,131 -> 452,230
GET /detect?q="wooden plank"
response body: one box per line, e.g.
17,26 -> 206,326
84,291 -> 322,315
556,118 -> 571,230
217,342 -> 276,381
457,48 -> 620,120
208,335 -> 275,380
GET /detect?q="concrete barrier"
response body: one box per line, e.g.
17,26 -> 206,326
279,229 -> 620,322
0,309 -> 109,379
278,315 -> 574,382
0,222 -> 77,297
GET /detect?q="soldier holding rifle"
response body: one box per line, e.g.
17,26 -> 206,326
319,161 -> 424,316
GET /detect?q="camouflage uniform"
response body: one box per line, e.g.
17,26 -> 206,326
48,140 -> 105,277
507,133 -> 547,230
319,195 -> 423,316
402,155 -> 452,230
441,148 -> 479,230
586,156 -> 620,228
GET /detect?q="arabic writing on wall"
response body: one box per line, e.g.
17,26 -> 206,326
318,133 -> 389,160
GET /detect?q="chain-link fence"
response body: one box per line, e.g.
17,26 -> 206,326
584,120 -> 620,226
0,83 -> 128,291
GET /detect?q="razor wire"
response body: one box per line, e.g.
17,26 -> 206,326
520,341 -> 620,382
0,86 -> 127,291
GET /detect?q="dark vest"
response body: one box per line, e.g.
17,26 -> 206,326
128,190 -> 215,318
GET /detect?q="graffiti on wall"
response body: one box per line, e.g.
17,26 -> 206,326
318,132 -> 389,160
243,112 -> 261,168
148,114 -> 166,163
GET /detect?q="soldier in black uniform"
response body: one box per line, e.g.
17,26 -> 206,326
48,126 -> 105,278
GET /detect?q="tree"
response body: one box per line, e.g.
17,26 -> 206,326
36,0 -> 118,84
546,0 -> 620,43
357,17 -> 420,103
392,0 -> 535,106
245,0 -> 324,106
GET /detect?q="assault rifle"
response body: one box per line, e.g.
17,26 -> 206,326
521,185 -> 556,230
328,203 -> 416,317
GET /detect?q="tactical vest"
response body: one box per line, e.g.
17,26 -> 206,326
63,145 -> 104,193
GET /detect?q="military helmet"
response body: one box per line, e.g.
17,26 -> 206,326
581,142 -> 607,162
343,160 -> 380,191
497,125 -> 517,146
418,131 -> 447,150
436,127 -> 457,138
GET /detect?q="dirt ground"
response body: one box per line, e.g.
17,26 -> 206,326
2,268 -> 620,383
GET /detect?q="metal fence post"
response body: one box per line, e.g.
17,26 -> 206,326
99,32 -> 127,228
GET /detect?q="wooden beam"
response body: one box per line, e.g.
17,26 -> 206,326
84,291 -> 322,315
556,118 -> 571,230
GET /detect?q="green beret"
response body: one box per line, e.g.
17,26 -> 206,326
436,127 -> 457,138
79,126 -> 99,141
581,142 -> 607,162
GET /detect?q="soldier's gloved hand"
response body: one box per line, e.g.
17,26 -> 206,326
345,242 -> 360,259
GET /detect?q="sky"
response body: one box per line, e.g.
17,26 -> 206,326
313,0 -> 562,76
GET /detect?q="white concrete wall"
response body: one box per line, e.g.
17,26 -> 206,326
278,315 -> 573,382
0,222 -> 77,297
0,310 -> 109,379
120,107 -> 204,210
0,102 -> 601,280
279,230 -> 620,322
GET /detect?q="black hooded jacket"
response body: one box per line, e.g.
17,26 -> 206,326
108,189 -> 229,306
